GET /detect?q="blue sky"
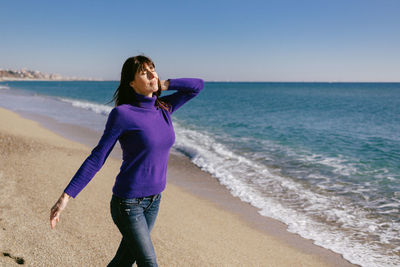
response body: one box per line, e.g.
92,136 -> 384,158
1,0 -> 399,81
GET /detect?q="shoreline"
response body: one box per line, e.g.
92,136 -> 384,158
0,107 -> 356,266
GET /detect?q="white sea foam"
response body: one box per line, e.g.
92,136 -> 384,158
172,119 -> 400,267
59,98 -> 112,116
0,85 -> 10,90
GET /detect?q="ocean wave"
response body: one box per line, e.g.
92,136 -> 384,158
59,98 -> 112,116
305,154 -> 358,176
0,85 -> 10,90
172,119 -> 400,267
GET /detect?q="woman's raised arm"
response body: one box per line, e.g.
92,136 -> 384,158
159,78 -> 204,114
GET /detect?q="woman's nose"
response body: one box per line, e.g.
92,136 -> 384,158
147,71 -> 156,80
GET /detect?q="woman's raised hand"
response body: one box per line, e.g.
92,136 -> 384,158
158,79 -> 170,91
50,192 -> 71,229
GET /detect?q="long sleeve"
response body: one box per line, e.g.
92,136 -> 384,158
160,78 -> 204,114
64,108 -> 123,198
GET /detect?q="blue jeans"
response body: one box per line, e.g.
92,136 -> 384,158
108,193 -> 161,267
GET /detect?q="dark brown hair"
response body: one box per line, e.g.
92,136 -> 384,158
111,55 -> 170,111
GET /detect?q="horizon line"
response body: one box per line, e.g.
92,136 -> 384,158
1,78 -> 400,83
95,80 -> 400,83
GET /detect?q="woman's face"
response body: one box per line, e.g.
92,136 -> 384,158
129,62 -> 159,97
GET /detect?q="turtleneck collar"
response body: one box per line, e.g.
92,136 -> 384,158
132,90 -> 157,110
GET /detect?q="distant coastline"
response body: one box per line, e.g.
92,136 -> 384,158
2,69 -> 398,83
0,69 -> 101,81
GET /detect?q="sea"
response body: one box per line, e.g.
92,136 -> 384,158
0,80 -> 399,267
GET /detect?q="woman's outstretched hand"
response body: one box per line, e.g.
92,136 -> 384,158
158,79 -> 170,91
50,192 -> 71,229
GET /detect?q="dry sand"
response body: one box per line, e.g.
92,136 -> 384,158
0,107 -> 355,266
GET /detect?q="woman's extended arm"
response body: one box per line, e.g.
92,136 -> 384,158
159,78 -> 204,114
63,108 -> 122,198
49,107 -> 123,229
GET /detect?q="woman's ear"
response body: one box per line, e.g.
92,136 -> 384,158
129,81 -> 135,88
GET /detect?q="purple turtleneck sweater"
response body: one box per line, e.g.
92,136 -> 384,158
64,78 -> 204,198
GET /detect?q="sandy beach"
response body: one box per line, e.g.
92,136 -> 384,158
0,107 -> 356,266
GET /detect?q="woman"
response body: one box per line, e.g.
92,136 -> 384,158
50,55 -> 204,266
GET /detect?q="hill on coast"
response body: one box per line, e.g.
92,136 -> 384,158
0,69 -> 95,81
